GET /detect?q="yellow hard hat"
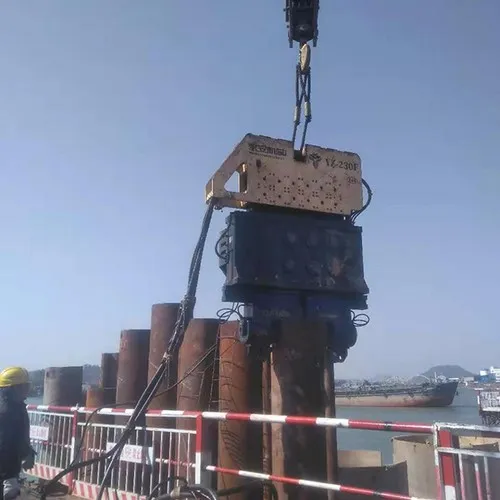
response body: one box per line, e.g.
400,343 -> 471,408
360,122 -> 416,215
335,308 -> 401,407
0,366 -> 30,387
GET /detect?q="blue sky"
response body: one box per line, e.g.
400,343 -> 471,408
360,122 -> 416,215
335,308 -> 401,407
0,1 -> 498,378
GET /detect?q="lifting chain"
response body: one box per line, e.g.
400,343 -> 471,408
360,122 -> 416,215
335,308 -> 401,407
292,42 -> 312,156
285,0 -> 319,156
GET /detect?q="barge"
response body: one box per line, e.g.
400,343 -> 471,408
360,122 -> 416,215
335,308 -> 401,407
335,379 -> 459,407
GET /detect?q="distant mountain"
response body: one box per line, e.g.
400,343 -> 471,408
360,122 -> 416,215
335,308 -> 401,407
28,364 -> 100,397
420,365 -> 475,379
371,373 -> 394,382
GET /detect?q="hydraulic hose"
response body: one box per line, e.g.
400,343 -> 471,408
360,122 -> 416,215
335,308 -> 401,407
40,200 -> 216,500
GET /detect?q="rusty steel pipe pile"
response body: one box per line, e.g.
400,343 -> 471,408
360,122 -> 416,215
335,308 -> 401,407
147,303 -> 180,415
176,318 -> 219,483
115,329 -> 151,494
217,321 -> 263,500
115,329 -> 151,416
146,303 -> 181,495
43,366 -> 83,406
100,352 -> 118,405
270,320 -> 330,500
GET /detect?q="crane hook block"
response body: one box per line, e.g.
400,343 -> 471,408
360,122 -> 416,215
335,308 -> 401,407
205,134 -> 363,216
285,0 -> 320,48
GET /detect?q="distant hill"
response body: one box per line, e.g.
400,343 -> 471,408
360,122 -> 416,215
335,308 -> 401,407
28,364 -> 100,397
420,365 -> 475,379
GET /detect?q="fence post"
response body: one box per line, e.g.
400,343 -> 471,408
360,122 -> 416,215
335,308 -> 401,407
68,406 -> 79,494
195,414 -> 203,484
195,414 -> 214,488
435,426 -> 459,500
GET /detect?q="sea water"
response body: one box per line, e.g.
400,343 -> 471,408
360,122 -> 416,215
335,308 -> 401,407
336,386 -> 480,463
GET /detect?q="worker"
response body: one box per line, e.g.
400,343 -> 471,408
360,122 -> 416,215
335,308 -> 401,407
0,367 -> 36,500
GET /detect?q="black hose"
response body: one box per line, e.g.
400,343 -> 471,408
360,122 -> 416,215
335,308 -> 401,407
350,178 -> 373,223
156,485 -> 218,500
145,477 -> 188,500
40,200 -> 216,500
95,200 -> 216,500
95,357 -> 171,499
217,480 -> 278,500
149,480 -> 279,500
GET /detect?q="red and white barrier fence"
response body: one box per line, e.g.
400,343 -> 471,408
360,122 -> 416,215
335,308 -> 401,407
26,405 -> 500,500
434,422 -> 500,500
29,407 -> 76,487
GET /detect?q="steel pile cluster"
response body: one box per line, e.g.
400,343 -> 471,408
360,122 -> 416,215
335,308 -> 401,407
43,304 -> 337,500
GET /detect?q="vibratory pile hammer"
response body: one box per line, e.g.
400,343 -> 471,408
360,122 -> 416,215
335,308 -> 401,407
206,0 -> 371,362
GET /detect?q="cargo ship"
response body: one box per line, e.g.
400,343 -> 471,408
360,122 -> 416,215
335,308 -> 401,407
335,378 -> 459,407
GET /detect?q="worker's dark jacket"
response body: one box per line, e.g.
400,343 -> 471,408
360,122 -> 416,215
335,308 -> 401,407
0,388 -> 31,479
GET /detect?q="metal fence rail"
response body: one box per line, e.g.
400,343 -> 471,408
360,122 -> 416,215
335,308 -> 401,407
28,407 -> 76,486
26,405 -> 500,500
28,406 -> 198,500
